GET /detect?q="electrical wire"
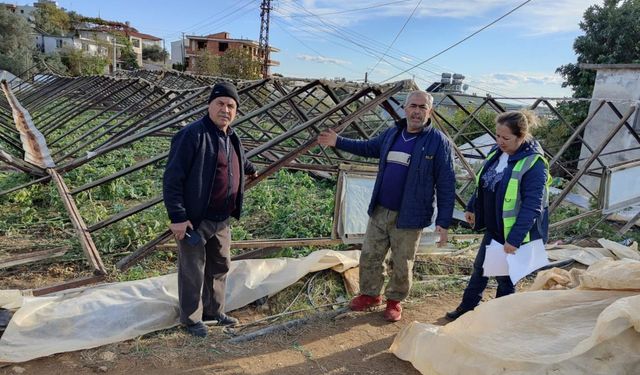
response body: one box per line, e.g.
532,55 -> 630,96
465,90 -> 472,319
369,0 -> 423,75
284,0 -> 415,17
277,1 -> 520,97
380,0 -> 534,83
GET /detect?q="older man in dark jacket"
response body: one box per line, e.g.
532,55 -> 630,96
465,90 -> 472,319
163,82 -> 257,337
318,90 -> 455,321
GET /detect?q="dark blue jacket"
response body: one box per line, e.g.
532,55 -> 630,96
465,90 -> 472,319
335,119 -> 456,229
467,139 -> 549,247
163,115 -> 256,228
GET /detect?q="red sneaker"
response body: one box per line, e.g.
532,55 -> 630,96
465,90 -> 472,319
383,300 -> 402,322
349,294 -> 383,311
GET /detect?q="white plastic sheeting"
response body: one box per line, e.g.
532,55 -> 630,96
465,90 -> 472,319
337,172 -> 438,248
0,249 -> 359,363
391,258 -> 640,374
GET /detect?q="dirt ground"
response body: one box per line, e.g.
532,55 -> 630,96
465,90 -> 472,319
0,292 -> 462,375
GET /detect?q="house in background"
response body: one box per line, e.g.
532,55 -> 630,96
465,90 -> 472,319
34,33 -> 75,54
1,1 -> 38,25
132,31 -> 162,48
172,32 -> 279,74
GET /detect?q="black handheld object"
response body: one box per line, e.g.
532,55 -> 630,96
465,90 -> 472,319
184,228 -> 202,246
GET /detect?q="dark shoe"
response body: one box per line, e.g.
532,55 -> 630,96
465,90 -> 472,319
203,313 -> 239,326
349,294 -> 383,311
445,307 -> 470,321
185,321 -> 207,337
383,300 -> 402,322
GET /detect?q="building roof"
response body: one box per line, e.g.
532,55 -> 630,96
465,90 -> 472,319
186,33 -> 280,52
128,30 -> 161,41
76,27 -> 161,42
580,63 -> 640,70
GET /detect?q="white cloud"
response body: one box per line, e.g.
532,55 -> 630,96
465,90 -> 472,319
399,56 -> 412,63
276,0 -> 602,34
297,54 -> 351,65
488,72 -> 563,85
474,72 -> 565,94
462,71 -> 571,97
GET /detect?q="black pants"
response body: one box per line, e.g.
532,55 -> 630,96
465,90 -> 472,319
177,219 -> 231,325
458,233 -> 515,311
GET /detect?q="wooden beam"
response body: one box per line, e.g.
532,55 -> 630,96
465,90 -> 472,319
47,169 -> 106,274
31,274 -> 106,296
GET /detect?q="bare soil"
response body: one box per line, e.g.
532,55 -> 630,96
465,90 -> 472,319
0,293 -> 462,375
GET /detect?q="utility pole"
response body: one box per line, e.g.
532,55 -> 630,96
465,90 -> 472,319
181,32 -> 186,71
162,39 -> 167,67
258,0 -> 272,79
112,36 -> 117,73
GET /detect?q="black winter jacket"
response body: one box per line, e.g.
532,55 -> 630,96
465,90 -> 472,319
163,115 -> 256,228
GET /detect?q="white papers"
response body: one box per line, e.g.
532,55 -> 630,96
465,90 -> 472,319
483,239 -> 550,284
483,240 -> 509,277
507,239 -> 550,284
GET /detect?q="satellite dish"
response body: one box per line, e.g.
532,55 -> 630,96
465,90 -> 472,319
462,84 -> 469,92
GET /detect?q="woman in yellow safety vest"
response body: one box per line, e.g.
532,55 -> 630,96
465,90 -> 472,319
445,110 -> 550,321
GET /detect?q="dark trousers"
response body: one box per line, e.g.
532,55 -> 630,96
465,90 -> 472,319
459,233 -> 515,311
177,219 -> 231,325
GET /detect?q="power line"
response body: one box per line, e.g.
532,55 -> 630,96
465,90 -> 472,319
183,0 -> 257,34
275,3 -> 439,80
380,0 -> 534,83
276,1 -> 528,99
190,0 -> 258,35
272,17 -> 368,76
369,0 -> 422,75
283,0 -> 414,17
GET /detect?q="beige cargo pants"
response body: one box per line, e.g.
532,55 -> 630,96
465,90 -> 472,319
359,206 -> 422,301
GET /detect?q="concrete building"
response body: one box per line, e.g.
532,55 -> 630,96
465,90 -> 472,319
578,64 -> 640,195
2,2 -> 37,24
34,33 -> 74,54
177,32 -> 279,73
131,31 -> 162,48
170,39 -> 185,66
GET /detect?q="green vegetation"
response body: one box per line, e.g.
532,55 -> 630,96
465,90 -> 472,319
553,0 -> 640,155
557,0 -> 640,99
34,2 -> 71,35
118,37 -> 139,70
193,48 -> 261,80
142,45 -> 168,62
549,205 -> 640,244
0,7 -> 34,77
59,47 -> 110,76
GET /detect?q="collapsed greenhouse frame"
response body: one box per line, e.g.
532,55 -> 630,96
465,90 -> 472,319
0,66 -> 639,294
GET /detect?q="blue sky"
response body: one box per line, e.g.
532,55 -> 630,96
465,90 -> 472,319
48,0 -> 602,98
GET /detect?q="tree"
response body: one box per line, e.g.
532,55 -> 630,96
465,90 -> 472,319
34,3 -> 71,36
218,48 -> 261,80
59,47 -> 109,76
35,52 -> 68,75
193,50 -> 219,75
192,48 -> 261,79
142,45 -> 168,62
0,7 -> 34,77
557,0 -> 640,99
118,37 -> 139,70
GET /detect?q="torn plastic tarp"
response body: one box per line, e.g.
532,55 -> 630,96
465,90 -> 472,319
391,258 -> 640,374
0,249 -> 359,363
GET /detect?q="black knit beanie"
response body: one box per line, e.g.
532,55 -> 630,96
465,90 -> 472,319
207,81 -> 240,107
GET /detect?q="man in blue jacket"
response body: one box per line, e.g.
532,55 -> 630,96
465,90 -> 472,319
317,90 -> 455,322
163,82 -> 257,337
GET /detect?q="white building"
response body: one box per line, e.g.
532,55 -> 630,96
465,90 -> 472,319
170,39 -> 185,66
34,33 -> 74,54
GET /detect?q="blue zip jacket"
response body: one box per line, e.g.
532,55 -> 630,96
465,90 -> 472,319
163,115 -> 256,228
335,119 -> 456,229
466,139 -> 549,247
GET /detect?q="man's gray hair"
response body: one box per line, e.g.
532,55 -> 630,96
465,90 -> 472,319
404,90 -> 433,109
